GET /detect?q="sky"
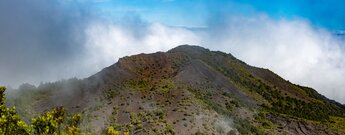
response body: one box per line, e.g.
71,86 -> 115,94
1,0 -> 345,103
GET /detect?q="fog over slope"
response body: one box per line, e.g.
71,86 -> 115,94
0,0 -> 345,103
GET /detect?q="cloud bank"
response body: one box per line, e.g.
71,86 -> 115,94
202,15 -> 345,103
0,0 -> 91,86
81,20 -> 201,72
81,15 -> 345,103
0,1 -> 345,103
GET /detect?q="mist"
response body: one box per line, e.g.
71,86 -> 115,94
0,0 -> 97,87
81,15 -> 345,103
202,15 -> 345,103
1,0 -> 345,104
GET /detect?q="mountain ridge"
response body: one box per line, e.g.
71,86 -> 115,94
7,45 -> 345,134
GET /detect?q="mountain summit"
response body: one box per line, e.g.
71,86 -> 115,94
8,45 -> 345,134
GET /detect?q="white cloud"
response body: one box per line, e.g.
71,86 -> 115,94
2,0 -> 344,104
202,16 -> 345,103
81,15 -> 345,103
81,21 -> 201,75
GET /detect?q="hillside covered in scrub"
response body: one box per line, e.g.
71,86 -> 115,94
5,45 -> 345,134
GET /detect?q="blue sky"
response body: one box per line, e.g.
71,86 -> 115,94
241,0 -> 345,30
86,0 -> 345,30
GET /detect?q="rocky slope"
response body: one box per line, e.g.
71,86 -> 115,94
7,45 -> 345,134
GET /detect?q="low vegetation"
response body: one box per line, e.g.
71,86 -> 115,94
1,86 -> 86,134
